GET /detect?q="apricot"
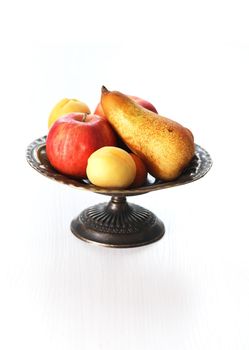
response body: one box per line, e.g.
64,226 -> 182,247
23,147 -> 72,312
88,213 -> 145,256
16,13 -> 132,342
48,98 -> 90,128
86,147 -> 136,188
130,154 -> 148,187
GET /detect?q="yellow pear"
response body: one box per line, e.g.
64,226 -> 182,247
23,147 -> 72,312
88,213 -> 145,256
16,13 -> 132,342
101,86 -> 195,181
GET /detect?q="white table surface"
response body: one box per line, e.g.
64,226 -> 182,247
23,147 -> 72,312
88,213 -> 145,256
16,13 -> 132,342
1,1 -> 249,349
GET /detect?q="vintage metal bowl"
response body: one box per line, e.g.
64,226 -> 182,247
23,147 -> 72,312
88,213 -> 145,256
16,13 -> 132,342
26,136 -> 212,248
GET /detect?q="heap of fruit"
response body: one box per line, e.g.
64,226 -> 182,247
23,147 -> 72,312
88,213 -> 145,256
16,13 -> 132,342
46,87 -> 195,189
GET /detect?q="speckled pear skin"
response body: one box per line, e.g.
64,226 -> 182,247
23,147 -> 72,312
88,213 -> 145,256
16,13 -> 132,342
101,87 -> 195,181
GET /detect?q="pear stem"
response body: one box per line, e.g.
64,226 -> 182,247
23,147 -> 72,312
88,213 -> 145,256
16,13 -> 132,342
101,86 -> 109,94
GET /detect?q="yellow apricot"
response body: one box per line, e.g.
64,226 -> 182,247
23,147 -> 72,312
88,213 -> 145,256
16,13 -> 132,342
86,147 -> 136,188
48,98 -> 90,128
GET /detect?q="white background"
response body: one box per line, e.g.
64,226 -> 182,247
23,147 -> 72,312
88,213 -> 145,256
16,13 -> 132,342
1,1 -> 249,349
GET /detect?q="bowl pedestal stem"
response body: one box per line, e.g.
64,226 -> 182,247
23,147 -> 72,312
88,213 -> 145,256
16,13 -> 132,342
71,195 -> 165,248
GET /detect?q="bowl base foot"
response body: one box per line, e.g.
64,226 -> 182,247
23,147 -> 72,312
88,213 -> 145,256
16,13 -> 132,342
71,196 -> 165,248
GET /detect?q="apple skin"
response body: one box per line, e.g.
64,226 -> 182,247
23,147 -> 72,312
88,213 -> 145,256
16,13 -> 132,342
94,95 -> 158,119
129,96 -> 158,113
46,112 -> 117,178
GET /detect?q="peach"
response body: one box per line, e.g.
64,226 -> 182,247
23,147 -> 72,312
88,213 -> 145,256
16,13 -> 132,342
130,154 -> 148,187
86,147 -> 136,188
48,98 -> 90,128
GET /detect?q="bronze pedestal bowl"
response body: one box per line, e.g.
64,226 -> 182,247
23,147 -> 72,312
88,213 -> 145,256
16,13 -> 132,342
26,136 -> 212,248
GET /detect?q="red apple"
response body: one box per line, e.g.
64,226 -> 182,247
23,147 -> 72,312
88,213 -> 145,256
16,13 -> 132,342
129,96 -> 158,113
94,95 -> 158,119
46,112 -> 117,178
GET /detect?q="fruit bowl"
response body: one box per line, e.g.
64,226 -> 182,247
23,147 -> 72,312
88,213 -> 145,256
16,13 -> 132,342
26,136 -> 212,247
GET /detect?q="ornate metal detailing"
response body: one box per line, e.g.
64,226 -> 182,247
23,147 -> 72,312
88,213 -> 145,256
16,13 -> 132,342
71,196 -> 165,248
81,197 -> 155,234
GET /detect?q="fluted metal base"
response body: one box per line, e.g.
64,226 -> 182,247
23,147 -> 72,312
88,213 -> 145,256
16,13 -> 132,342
71,196 -> 165,248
